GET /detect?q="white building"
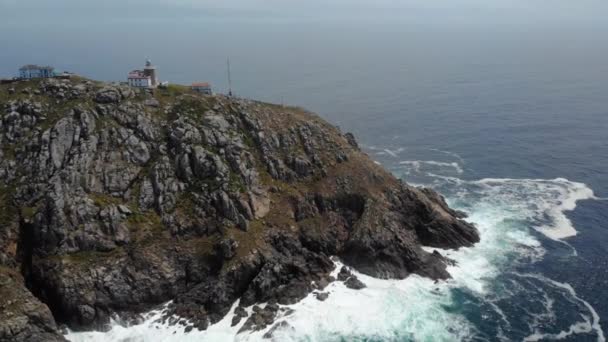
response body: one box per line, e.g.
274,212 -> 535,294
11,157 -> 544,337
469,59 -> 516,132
192,82 -> 212,95
127,60 -> 159,88
127,70 -> 152,88
19,65 -> 55,79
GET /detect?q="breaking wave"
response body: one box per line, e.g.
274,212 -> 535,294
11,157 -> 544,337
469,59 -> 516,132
66,149 -> 605,342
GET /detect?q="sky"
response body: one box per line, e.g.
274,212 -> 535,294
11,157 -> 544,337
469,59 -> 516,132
2,0 -> 608,23
1,0 -> 607,90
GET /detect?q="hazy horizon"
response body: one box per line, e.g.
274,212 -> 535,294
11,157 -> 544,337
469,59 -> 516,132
2,0 -> 608,93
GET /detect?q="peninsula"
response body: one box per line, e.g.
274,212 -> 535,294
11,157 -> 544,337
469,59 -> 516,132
0,77 -> 479,341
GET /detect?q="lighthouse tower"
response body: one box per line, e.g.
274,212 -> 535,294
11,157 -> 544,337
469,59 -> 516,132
143,59 -> 158,87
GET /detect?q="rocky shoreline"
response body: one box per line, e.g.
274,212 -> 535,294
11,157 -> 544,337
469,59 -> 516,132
0,78 -> 479,341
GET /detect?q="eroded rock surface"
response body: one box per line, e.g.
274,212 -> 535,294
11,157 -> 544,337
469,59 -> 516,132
0,78 -> 479,339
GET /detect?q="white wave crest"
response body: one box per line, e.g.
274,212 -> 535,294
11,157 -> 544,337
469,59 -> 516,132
381,147 -> 404,158
428,148 -> 466,164
399,160 -> 464,174
469,178 -> 596,240
66,300 -> 247,342
517,273 -> 605,342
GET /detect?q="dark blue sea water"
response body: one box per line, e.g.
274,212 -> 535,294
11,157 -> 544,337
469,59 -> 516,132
3,1 -> 608,340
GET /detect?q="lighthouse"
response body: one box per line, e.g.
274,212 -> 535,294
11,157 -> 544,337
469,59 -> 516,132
143,59 -> 158,87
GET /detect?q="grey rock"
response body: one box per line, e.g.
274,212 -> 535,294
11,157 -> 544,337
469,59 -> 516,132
144,98 -> 160,108
0,271 -> 67,342
344,132 -> 359,150
94,87 -> 122,104
117,205 -> 132,215
263,321 -> 294,339
344,276 -> 366,290
290,156 -> 313,177
231,306 -> 248,327
315,292 -> 329,301
337,266 -> 352,281
49,118 -> 76,169
216,238 -> 239,260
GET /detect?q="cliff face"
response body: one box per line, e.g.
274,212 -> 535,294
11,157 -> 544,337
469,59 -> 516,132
0,78 -> 479,340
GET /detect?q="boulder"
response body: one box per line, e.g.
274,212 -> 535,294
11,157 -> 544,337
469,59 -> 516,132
314,292 -> 329,301
94,87 -> 121,104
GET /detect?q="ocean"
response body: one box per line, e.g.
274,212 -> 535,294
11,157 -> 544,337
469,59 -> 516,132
2,0 -> 608,341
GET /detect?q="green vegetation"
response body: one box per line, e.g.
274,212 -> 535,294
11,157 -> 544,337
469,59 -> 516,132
20,206 -> 37,221
0,79 -> 98,134
0,186 -> 17,226
39,99 -> 88,132
129,181 -> 143,211
153,84 -> 191,115
228,171 -> 246,193
132,88 -> 148,102
225,220 -> 268,267
175,192 -> 197,218
157,84 -> 189,98
1,144 -> 17,161
297,216 -> 327,236
126,209 -> 163,228
167,96 -> 218,121
59,248 -> 124,264
241,132 -> 257,150
0,79 -> 41,102
129,211 -> 166,247
188,236 -> 216,257
90,193 -> 122,208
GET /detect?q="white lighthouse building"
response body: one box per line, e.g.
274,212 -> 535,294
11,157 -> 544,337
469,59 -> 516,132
127,59 -> 159,88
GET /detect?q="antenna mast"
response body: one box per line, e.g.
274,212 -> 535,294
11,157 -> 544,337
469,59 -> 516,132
227,57 -> 233,97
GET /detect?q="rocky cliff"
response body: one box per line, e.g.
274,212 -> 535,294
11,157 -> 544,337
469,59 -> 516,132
0,77 -> 479,341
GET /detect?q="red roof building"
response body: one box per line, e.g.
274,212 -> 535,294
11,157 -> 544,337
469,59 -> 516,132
192,82 -> 212,95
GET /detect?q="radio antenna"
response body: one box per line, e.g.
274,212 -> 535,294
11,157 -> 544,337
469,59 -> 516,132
227,57 -> 233,97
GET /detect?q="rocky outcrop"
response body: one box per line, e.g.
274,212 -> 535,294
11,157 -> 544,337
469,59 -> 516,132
0,77 -> 479,339
0,268 -> 66,342
337,266 -> 366,289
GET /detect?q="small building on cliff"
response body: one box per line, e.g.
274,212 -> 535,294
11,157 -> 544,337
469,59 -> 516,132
19,65 -> 55,79
127,70 -> 152,88
191,82 -> 212,95
127,59 -> 159,88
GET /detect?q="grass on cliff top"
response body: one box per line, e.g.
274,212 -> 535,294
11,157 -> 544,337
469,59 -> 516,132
157,84 -> 190,97
245,99 -> 331,134
167,96 -> 218,122
152,84 -> 217,117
